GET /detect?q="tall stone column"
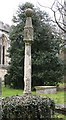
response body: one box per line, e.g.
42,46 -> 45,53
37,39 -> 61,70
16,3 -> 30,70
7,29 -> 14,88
23,8 -> 33,94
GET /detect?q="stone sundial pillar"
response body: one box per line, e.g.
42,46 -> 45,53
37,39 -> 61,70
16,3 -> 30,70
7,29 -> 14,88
23,8 -> 33,94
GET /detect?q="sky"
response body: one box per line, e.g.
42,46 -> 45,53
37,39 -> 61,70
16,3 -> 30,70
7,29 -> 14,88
0,0 -> 64,25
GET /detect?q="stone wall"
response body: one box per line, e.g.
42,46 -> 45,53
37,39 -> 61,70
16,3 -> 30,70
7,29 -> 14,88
0,21 -> 10,81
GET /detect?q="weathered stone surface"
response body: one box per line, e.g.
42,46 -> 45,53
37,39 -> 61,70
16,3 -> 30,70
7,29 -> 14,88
23,8 -> 33,94
0,22 -> 10,81
55,104 -> 66,115
35,86 -> 57,94
25,8 -> 33,17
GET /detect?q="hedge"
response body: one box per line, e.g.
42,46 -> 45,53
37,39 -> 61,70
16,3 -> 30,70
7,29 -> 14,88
2,94 -> 55,120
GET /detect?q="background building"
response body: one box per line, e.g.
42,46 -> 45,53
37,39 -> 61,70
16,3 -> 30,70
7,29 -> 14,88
0,21 -> 10,81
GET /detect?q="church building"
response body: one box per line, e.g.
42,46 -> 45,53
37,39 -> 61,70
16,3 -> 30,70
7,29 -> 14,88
0,21 -> 10,81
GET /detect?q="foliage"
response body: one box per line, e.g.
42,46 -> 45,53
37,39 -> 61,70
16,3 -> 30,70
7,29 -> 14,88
2,85 -> 23,97
2,94 -> 55,120
32,52 -> 63,87
5,2 -> 63,89
2,85 -> 65,105
40,91 -> 65,104
54,113 -> 66,120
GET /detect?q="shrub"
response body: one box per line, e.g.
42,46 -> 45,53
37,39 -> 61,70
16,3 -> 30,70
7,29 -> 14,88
2,94 -> 55,120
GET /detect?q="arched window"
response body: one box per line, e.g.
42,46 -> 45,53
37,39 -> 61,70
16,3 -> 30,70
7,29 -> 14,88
2,45 -> 5,64
0,32 -> 2,65
2,34 -> 6,65
0,33 -> 9,66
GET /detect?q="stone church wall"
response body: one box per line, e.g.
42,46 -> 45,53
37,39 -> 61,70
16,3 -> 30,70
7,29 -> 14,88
0,21 -> 10,81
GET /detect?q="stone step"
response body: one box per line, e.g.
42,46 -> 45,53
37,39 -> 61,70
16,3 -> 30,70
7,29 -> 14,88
55,104 -> 66,115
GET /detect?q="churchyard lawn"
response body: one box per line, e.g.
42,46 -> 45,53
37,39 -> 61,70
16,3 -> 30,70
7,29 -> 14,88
2,84 -> 66,105
2,85 -> 23,97
2,84 -> 66,120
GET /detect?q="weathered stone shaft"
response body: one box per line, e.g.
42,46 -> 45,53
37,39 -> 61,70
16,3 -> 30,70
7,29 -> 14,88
23,8 -> 33,94
24,43 -> 31,93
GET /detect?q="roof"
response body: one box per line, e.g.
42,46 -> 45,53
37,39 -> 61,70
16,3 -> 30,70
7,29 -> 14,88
0,21 -> 10,33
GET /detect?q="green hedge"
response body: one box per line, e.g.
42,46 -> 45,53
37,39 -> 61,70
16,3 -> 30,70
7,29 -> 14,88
2,94 -> 55,120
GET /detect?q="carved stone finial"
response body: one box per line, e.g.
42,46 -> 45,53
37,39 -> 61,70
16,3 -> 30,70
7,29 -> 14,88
25,8 -> 33,17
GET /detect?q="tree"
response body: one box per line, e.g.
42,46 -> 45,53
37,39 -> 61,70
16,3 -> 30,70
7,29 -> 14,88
5,2 -> 63,89
48,0 -> 66,83
50,0 -> 66,33
38,0 -> 66,32
38,0 -> 66,83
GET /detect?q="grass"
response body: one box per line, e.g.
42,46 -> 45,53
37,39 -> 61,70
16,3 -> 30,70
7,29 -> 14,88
2,84 -> 66,120
39,82 -> 66,104
40,91 -> 65,104
2,85 -> 65,104
54,113 -> 66,120
2,85 -> 23,97
2,82 -> 66,104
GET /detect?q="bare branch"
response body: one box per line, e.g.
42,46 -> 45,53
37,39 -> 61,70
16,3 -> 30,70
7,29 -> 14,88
37,2 -> 51,10
54,11 -> 66,32
51,0 -> 57,9
38,0 -> 66,32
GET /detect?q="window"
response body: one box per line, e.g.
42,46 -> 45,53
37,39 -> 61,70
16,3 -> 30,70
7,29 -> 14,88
2,46 -> 5,65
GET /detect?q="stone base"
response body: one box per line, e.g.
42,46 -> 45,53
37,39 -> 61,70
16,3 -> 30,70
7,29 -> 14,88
35,86 -> 57,94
